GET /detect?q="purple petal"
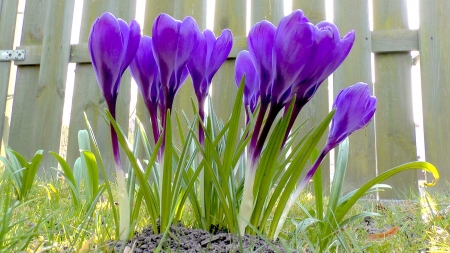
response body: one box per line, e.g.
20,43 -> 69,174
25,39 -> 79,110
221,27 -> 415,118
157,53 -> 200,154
121,19 -> 141,75
130,36 -> 160,108
326,83 -> 376,151
206,29 -> 233,84
88,12 -> 123,103
152,13 -> 179,88
187,32 -> 208,98
272,10 -> 317,104
248,21 -> 276,103
175,16 -> 201,77
235,50 -> 260,112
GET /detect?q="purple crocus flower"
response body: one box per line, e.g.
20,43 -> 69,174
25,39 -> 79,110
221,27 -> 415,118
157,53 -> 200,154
248,21 -> 276,106
271,10 -> 316,106
235,50 -> 260,124
152,13 -> 201,118
245,9 -> 355,162
188,29 -> 233,108
88,12 -> 141,166
274,83 -> 376,239
187,28 -> 233,144
282,21 -> 355,144
130,36 -> 161,143
302,82 -> 376,189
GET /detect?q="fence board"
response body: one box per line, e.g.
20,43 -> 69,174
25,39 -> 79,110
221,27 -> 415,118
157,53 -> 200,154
213,0 -> 247,125
292,0 -> 331,192
251,0 -> 284,26
66,0 -> 136,177
374,0 -> 417,199
333,0 -> 376,193
419,0 -> 450,191
29,0 -> 74,173
0,0 -> 19,153
9,0 -> 48,173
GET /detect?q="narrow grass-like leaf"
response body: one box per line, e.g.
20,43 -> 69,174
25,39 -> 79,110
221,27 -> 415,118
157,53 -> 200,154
263,110 -> 335,236
84,112 -> 119,238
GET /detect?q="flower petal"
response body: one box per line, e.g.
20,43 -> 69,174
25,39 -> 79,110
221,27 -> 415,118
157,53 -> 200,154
152,13 -> 179,88
175,16 -> 201,73
121,19 -> 141,75
206,29 -> 233,83
248,20 -> 276,102
326,83 -> 376,151
88,12 -> 123,102
187,31 -> 207,97
235,50 -> 260,112
272,10 -> 317,104
130,36 -> 160,107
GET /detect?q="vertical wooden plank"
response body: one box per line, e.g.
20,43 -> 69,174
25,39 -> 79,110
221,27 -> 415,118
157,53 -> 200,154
213,0 -> 247,124
373,0 -> 417,199
251,0 -> 284,26
171,0 -> 206,147
28,0 -> 75,173
9,0 -> 48,166
66,0 -> 136,176
333,0 -> 376,193
0,0 -> 19,153
291,0 -> 331,192
419,0 -> 450,191
134,1 -> 175,147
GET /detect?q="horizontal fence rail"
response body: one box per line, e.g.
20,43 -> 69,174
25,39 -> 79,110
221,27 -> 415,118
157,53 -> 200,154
0,0 -> 448,198
14,30 -> 419,66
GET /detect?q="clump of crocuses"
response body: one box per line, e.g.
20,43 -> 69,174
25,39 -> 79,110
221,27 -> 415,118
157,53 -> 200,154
88,12 -> 141,240
237,9 -> 356,234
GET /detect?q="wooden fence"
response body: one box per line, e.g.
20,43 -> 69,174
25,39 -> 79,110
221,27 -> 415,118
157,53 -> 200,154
0,0 -> 448,199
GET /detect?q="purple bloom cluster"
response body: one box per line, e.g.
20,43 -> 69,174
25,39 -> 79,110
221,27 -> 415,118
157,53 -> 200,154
236,10 -> 357,163
88,12 -> 233,161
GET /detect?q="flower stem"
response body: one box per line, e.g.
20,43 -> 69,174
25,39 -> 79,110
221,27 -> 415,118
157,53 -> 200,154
107,103 -> 130,241
273,149 -> 328,239
149,105 -> 160,146
281,103 -> 303,147
252,103 -> 283,162
238,160 -> 257,235
249,102 -> 268,158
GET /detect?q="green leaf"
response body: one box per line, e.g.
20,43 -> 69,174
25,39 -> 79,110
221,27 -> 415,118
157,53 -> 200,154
84,112 -> 119,238
80,150 -> 100,207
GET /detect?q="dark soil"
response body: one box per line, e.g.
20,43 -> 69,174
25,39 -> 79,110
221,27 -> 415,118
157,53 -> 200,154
112,223 -> 291,252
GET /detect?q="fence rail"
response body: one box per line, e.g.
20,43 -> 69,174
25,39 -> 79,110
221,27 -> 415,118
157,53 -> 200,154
1,0 -> 449,198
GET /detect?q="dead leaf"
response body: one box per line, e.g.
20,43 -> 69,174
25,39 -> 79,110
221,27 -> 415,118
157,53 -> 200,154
367,226 -> 400,240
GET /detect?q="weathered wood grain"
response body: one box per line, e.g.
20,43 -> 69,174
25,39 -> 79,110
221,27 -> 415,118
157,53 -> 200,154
9,0 -> 48,173
0,0 -> 19,153
30,0 -> 75,173
213,0 -> 247,125
16,30 -> 420,66
66,0 -> 136,177
333,0 -> 376,194
374,0 -> 418,199
292,0 -> 331,193
372,29 -> 418,53
419,0 -> 450,191
16,37 -> 249,66
251,0 -> 284,26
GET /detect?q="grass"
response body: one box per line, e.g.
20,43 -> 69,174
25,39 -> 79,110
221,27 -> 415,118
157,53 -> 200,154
1,167 -> 450,252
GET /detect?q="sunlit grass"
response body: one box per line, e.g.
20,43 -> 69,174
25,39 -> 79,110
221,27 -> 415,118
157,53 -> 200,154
1,166 -> 450,252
